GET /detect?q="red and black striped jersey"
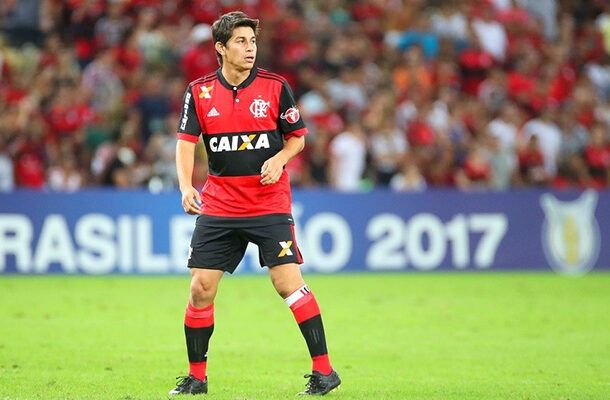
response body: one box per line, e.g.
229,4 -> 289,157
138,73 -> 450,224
177,67 -> 307,217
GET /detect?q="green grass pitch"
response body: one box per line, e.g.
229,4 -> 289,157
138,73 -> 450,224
1,272 -> 609,400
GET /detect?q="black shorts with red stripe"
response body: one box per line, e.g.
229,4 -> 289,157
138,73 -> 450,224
187,213 -> 304,273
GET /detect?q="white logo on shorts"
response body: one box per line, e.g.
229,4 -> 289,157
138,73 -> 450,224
278,241 -> 293,257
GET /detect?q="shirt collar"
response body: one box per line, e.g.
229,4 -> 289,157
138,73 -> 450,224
216,66 -> 258,90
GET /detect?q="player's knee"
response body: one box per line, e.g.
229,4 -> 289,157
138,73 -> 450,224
190,278 -> 217,304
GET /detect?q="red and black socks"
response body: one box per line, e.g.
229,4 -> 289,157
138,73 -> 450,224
184,302 -> 214,381
284,285 -> 332,374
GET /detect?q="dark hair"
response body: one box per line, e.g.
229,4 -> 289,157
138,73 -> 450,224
212,11 -> 259,66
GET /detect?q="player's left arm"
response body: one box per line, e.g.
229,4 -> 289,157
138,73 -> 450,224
261,80 -> 307,185
260,135 -> 304,185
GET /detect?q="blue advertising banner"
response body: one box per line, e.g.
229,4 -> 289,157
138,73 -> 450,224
0,189 -> 608,275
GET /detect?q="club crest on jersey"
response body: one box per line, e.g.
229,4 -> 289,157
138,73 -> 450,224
250,99 -> 270,118
209,133 -> 270,152
280,106 -> 301,124
199,85 -> 213,99
540,190 -> 600,275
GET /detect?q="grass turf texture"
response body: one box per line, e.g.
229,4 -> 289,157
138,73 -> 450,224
0,272 -> 609,400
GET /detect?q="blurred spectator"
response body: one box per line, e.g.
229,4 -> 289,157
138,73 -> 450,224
596,3 -> 610,54
385,11 -> 440,60
470,3 -> 508,64
482,132 -> 517,190
66,0 -> 105,67
556,106 -> 589,166
94,1 -> 133,48
573,17 -> 605,65
390,155 -> 427,192
188,0 -> 222,25
143,113 -> 179,192
406,106 -> 436,160
81,46 -> 124,112
458,33 -> 495,97
495,0 -> 536,33
586,54 -> 610,102
367,114 -> 408,186
47,154 -> 83,192
133,72 -> 172,144
101,146 -> 137,188
455,141 -> 494,190
520,0 -> 559,41
554,106 -> 591,188
349,0 -> 385,53
298,70 -> 334,122
444,99 -> 470,151
545,42 -> 577,104
521,103 -> 562,178
325,61 -> 368,121
12,129 -> 46,189
271,6 -> 310,85
0,0 -> 43,47
44,81 -> 95,149
131,7 -> 173,73
113,29 -> 143,81
485,101 -> 522,187
429,2 -> 469,50
505,48 -> 541,115
392,44 -> 434,100
0,133 -> 14,192
303,130 -> 331,187
425,132 -> 458,187
487,101 -> 522,154
426,85 -> 458,142
583,122 -> 610,187
501,0 -> 542,65
46,44 -> 82,86
37,32 -> 62,71
92,111 -> 142,185
328,120 -> 367,192
180,23 -> 217,82
517,134 -> 549,186
572,80 -> 598,129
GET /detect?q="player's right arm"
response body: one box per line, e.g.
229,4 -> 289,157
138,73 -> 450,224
176,139 -> 201,215
176,85 -> 204,215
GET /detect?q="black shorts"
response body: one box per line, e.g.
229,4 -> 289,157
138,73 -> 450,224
187,213 -> 304,273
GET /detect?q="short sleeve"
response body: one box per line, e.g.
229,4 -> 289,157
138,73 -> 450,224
278,81 -> 308,139
176,86 -> 202,143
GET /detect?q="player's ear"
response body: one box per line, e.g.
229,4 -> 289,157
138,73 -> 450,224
215,42 -> 225,56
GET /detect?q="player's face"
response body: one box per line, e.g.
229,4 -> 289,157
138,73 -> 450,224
222,26 -> 257,72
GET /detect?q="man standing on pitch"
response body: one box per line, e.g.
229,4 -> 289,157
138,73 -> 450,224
170,11 -> 341,396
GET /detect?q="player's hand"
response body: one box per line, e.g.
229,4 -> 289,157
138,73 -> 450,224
181,186 -> 202,215
260,156 -> 283,185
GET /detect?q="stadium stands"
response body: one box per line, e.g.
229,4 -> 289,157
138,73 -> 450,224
0,0 -> 609,192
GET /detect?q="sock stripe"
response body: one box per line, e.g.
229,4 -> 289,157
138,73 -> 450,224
189,361 -> 207,381
284,285 -> 311,307
289,292 -> 321,324
312,355 -> 332,375
185,303 -> 214,328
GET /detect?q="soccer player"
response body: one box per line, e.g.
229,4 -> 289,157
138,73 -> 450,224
170,11 -> 341,396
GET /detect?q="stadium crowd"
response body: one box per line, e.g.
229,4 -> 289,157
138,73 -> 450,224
0,0 -> 609,193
